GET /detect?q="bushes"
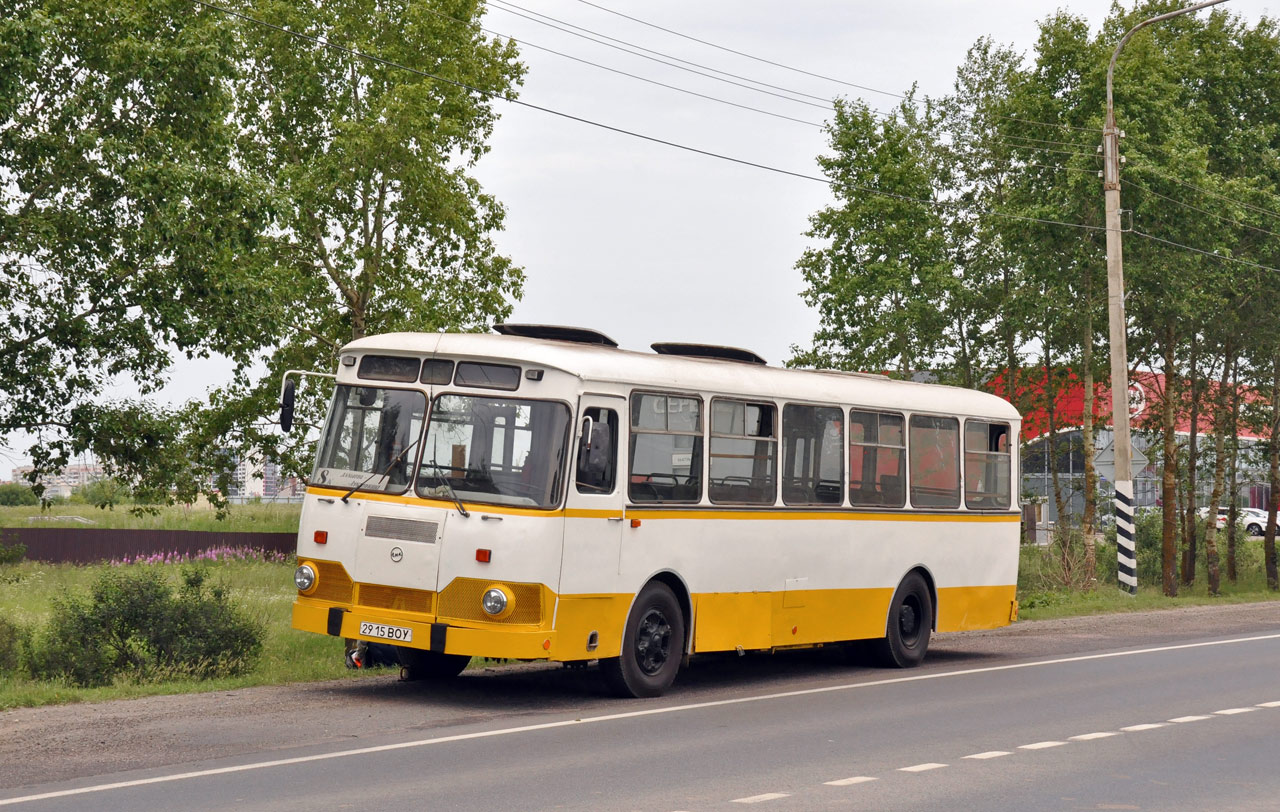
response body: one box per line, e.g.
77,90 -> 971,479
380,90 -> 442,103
22,565 -> 263,687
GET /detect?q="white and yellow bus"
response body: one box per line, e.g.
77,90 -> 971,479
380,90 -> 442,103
286,325 -> 1021,697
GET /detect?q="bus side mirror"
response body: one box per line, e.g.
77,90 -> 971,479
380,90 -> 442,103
280,378 -> 296,433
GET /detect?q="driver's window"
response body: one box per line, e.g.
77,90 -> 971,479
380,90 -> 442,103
575,407 -> 619,494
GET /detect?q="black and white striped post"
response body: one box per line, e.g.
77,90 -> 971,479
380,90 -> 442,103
1114,479 -> 1137,594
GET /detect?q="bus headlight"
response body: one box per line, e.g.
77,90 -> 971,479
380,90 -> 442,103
481,587 -> 509,616
295,563 -> 317,594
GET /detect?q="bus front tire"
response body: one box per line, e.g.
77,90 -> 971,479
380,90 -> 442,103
396,647 -> 470,681
871,572 -> 932,669
600,581 -> 685,698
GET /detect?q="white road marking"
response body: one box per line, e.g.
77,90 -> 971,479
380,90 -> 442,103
1070,732 -> 1119,741
1215,707 -> 1258,715
1169,715 -> 1211,723
1119,723 -> 1166,732
900,763 -> 948,772
824,776 -> 877,786
4,632 -> 1279,808
964,751 -> 1012,759
732,793 -> 790,804
1257,701 -> 1280,708
1019,741 -> 1066,750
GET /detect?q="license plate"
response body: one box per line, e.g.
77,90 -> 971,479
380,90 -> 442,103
359,621 -> 413,642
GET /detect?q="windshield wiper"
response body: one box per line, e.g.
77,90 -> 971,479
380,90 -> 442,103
340,437 -> 421,504
424,459 -> 470,518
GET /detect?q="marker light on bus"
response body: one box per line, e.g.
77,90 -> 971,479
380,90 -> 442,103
294,563 -> 318,594
481,587 -> 509,616
314,530 -> 328,545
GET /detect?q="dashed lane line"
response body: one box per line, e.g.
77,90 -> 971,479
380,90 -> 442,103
1019,741 -> 1067,750
1215,707 -> 1258,715
899,763 -> 948,772
1119,723 -> 1166,732
1258,701 -> 1280,708
1070,732 -> 1119,741
1169,715 -> 1212,723
731,793 -> 790,804
964,751 -> 1012,760
824,776 -> 877,786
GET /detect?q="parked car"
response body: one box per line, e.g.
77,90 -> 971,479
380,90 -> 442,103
1196,506 -> 1270,536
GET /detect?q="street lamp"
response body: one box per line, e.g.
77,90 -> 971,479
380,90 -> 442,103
1103,0 -> 1230,595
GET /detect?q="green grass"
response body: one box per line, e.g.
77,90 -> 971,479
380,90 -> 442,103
1016,537 -> 1280,620
0,502 -> 301,533
0,558 -> 376,711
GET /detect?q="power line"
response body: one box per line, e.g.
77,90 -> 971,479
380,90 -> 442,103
490,0 -> 836,107
484,0 -> 833,113
1126,179 -> 1280,240
569,0 -> 1101,135
456,15 -> 826,129
569,0 -> 906,101
1129,162 -> 1280,222
192,0 -> 1106,237
1131,228 -> 1280,274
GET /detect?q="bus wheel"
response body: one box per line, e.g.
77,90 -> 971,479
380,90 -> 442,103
396,647 -> 470,681
600,581 -> 685,698
872,572 -> 932,669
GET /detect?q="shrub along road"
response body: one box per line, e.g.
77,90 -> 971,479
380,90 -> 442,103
1,601 -> 1277,795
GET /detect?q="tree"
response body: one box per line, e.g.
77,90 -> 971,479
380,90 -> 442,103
0,483 -> 38,507
793,94 -> 956,377
212,0 -> 527,478
1,0 -> 276,499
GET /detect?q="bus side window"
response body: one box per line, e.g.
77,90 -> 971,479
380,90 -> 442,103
909,414 -> 961,508
576,408 -> 618,494
628,392 -> 703,503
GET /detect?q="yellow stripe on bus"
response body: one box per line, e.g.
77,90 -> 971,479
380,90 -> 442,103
305,486 -> 1019,523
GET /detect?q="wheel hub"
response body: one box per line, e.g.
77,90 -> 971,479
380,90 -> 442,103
635,609 -> 672,675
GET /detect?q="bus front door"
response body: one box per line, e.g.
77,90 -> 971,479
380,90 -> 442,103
557,396 -> 627,660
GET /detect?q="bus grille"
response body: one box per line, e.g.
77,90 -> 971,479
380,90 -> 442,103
357,584 -> 434,615
437,578 -> 543,625
309,560 -> 354,604
365,516 -> 438,544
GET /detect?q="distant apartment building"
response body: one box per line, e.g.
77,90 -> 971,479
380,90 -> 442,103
9,463 -> 106,499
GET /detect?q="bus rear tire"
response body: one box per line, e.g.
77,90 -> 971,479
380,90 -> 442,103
600,581 -> 685,698
871,572 -> 932,669
396,647 -> 470,681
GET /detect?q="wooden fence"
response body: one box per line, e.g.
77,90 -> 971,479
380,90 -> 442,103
0,527 -> 296,564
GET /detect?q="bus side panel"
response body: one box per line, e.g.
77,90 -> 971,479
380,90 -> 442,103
936,584 -> 1018,631
693,592 -> 772,652
770,587 -> 895,647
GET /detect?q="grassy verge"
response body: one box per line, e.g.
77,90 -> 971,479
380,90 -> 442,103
2,544 -> 1276,710
0,503 -> 301,533
0,558 -> 371,711
1016,538 -> 1280,621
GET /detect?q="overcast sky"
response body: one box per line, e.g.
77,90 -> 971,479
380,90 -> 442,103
4,0 -> 1276,475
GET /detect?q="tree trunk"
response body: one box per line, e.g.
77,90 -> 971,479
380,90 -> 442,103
1202,347 -> 1232,597
1182,336 -> 1199,586
1226,354 -> 1240,583
1161,328 -> 1179,597
1081,304 -> 1097,587
1266,353 -> 1280,592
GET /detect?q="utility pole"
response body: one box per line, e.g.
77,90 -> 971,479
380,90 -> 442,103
1104,0 -> 1229,595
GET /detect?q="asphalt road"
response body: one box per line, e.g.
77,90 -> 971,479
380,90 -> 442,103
3,602 -> 1279,811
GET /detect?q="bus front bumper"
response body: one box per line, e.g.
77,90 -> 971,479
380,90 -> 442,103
292,600 -> 556,660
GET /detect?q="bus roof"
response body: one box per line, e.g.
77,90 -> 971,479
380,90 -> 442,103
343,332 -> 1021,421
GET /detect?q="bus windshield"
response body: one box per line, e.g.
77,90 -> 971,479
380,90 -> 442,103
417,394 -> 571,509
313,385 -> 426,493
